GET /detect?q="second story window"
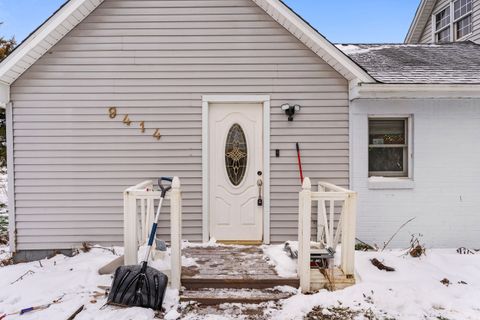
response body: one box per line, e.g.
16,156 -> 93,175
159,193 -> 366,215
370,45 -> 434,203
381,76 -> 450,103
434,0 -> 472,43
454,0 -> 472,39
435,6 -> 451,42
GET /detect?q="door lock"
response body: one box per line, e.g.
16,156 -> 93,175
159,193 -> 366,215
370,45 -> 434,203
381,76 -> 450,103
257,179 -> 263,207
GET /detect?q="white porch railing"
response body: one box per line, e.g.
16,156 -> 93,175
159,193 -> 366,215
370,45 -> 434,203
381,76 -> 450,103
123,177 -> 182,290
298,177 -> 357,293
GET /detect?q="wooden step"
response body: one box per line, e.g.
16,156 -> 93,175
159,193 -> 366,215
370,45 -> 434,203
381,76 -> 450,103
180,288 -> 295,305
181,276 -> 299,290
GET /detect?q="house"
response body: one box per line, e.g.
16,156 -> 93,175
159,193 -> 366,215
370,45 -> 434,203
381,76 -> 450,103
406,0 -> 480,43
0,0 -> 479,261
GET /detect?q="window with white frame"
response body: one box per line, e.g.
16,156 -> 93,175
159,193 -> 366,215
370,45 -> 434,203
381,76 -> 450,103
435,6 -> 451,42
368,118 -> 410,178
434,0 -> 472,43
454,0 -> 472,39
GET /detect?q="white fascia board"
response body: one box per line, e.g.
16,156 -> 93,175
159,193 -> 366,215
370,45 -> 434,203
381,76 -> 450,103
405,0 -> 427,43
253,0 -> 375,83
405,0 -> 437,43
351,83 -> 480,100
0,82 -> 10,106
0,0 -> 103,85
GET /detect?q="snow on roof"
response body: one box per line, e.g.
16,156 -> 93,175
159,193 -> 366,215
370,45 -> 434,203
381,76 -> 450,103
337,42 -> 480,84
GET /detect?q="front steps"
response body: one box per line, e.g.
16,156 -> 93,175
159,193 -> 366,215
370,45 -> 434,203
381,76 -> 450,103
180,245 -> 299,305
180,288 -> 294,305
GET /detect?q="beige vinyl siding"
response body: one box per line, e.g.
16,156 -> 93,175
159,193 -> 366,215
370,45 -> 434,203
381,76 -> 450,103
11,0 -> 349,250
419,0 -> 480,43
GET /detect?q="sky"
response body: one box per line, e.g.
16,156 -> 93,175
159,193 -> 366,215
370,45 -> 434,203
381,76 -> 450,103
0,0 -> 420,44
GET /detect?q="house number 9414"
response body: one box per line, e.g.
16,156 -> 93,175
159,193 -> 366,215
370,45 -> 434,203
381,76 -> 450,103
108,107 -> 161,140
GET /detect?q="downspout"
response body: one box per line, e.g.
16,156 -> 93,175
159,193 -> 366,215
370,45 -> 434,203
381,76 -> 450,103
0,82 -> 15,252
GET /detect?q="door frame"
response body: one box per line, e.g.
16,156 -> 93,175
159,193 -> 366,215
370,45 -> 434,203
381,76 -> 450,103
202,95 -> 271,244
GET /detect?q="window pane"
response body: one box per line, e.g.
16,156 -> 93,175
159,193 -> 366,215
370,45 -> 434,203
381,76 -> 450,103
456,15 -> 472,39
454,0 -> 472,19
369,120 -> 406,145
369,147 -> 406,173
436,27 -> 451,42
435,7 -> 450,30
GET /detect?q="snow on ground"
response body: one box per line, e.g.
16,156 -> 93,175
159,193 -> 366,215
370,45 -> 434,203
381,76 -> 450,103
262,243 -> 297,278
1,245 -> 480,319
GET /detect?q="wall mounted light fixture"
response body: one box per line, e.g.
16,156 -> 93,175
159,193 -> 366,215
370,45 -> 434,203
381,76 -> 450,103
281,104 -> 301,121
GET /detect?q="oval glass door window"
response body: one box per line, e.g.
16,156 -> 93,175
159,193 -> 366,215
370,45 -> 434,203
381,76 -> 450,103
225,124 -> 248,186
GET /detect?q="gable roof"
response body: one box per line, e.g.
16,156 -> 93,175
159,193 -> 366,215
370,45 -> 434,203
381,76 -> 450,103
337,42 -> 480,84
0,0 -> 104,86
405,0 -> 437,43
0,0 -> 375,87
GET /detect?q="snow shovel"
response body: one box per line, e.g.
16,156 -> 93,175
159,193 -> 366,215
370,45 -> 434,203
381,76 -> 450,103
107,177 -> 172,311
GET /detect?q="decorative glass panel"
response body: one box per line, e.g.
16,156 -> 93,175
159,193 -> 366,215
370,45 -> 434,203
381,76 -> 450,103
225,124 -> 248,186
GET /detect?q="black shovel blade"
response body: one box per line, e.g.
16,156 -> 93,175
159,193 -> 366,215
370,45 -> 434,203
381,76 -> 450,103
107,264 -> 168,311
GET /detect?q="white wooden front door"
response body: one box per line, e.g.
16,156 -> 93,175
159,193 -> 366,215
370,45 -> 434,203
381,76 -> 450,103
209,103 -> 263,242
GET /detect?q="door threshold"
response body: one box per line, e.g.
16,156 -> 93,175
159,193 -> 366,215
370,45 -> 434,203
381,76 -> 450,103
217,240 -> 263,246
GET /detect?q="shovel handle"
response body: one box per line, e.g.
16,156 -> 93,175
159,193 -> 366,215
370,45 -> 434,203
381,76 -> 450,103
158,177 -> 173,198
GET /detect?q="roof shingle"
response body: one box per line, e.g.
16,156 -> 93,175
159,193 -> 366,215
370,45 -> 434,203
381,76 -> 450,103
337,42 -> 480,84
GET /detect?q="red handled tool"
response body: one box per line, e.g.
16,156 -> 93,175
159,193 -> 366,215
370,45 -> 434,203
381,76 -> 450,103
296,142 -> 304,184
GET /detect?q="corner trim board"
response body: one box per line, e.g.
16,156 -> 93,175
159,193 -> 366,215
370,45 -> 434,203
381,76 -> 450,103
201,95 -> 271,244
6,101 -> 16,252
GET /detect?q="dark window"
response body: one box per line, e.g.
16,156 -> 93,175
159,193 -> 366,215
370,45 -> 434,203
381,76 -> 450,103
435,6 -> 451,43
225,124 -> 248,186
454,0 -> 472,39
369,119 -> 409,177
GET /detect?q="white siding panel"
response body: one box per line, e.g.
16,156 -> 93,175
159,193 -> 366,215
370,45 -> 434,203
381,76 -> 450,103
11,0 -> 349,250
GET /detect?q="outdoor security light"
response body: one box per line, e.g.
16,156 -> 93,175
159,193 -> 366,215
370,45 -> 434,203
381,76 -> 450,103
281,104 -> 301,121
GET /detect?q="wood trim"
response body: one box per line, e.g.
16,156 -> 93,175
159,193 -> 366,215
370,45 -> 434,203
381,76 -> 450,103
6,102 -> 16,252
351,83 -> 480,100
0,0 -> 105,84
201,95 -> 271,244
201,100 -> 209,243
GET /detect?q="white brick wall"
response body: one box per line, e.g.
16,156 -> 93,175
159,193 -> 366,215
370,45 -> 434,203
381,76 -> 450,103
351,98 -> 480,248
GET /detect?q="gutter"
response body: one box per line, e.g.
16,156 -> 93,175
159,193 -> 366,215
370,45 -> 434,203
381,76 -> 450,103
350,83 -> 480,100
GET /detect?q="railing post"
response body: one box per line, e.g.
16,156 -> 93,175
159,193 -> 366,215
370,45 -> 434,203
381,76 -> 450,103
170,177 -> 182,290
124,190 -> 138,266
298,177 -> 312,293
317,184 -> 326,243
341,192 -> 357,277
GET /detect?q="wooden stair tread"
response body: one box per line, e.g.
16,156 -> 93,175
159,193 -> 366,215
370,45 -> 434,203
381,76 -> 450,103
182,245 -> 299,289
181,276 -> 299,290
180,288 -> 295,305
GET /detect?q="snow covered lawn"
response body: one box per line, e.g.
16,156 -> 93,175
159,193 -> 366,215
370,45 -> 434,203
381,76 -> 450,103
1,245 -> 480,319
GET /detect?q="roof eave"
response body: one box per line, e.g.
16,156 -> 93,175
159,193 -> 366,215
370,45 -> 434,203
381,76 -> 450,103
405,0 -> 437,43
0,0 -> 104,85
0,0 -> 376,86
254,0 -> 376,83
0,82 -> 9,105
351,83 -> 480,100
